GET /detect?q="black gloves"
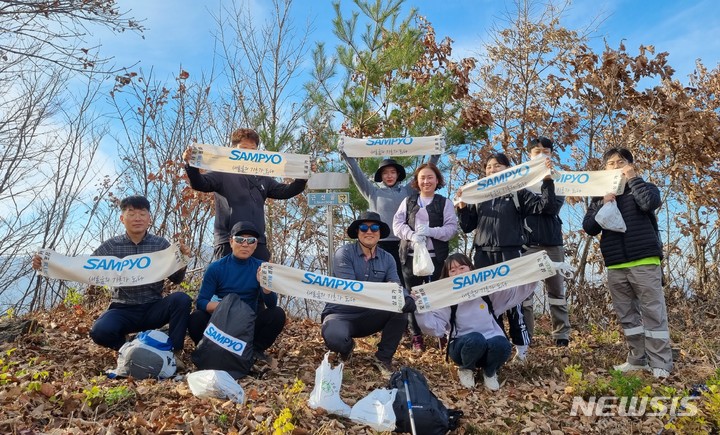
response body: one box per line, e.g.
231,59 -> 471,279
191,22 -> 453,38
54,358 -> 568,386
401,295 -> 417,313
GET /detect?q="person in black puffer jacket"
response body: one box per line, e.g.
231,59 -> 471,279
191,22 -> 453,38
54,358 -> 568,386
583,147 -> 672,379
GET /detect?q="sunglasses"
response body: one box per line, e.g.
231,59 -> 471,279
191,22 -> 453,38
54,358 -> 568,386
233,236 -> 258,245
358,223 -> 381,233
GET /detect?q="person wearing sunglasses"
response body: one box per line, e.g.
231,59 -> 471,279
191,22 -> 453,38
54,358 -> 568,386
341,151 -> 439,333
183,128 -> 309,261
188,221 -> 285,362
320,211 -> 416,376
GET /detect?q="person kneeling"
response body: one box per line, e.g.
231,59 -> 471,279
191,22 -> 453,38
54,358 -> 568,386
188,221 -> 285,363
320,211 -> 415,377
415,253 -> 535,391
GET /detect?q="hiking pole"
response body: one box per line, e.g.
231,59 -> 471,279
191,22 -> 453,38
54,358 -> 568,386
403,370 -> 418,435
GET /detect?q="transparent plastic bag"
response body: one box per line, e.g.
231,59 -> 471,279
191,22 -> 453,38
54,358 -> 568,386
412,241 -> 434,276
595,201 -> 627,233
186,369 -> 245,403
350,388 -> 397,431
308,352 -> 351,417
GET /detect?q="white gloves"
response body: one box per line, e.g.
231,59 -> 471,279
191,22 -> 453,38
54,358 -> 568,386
410,234 -> 425,244
415,224 -> 430,237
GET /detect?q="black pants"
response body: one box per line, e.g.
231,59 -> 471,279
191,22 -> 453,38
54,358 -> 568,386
378,240 -> 405,288
90,292 -> 192,352
321,310 -> 408,362
214,242 -> 271,262
402,253 -> 444,337
474,249 -> 530,346
187,306 -> 286,352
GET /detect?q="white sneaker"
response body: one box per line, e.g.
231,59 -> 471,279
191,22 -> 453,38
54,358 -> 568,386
512,345 -> 528,363
484,373 -> 500,391
613,362 -> 651,372
652,368 -> 670,379
458,369 -> 475,388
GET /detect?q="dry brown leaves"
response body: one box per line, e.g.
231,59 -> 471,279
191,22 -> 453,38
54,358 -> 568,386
0,304 -> 715,434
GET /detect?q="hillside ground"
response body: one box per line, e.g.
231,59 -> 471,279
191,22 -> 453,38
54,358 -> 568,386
1,296 -> 719,434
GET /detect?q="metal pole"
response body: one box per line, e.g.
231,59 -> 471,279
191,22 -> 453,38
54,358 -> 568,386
327,204 -> 334,276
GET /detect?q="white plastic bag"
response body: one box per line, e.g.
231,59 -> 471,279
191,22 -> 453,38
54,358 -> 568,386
412,241 -> 434,276
308,352 -> 351,417
595,200 -> 627,233
186,370 -> 245,403
349,388 -> 397,431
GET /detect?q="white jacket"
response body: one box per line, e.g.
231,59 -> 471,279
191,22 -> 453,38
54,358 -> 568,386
415,283 -> 536,340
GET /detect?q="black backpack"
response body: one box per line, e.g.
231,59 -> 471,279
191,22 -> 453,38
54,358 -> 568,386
191,293 -> 256,379
388,366 -> 463,434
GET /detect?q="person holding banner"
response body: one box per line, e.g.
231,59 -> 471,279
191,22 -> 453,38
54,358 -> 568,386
582,147 -> 672,379
321,211 -> 416,376
32,196 -> 192,361
415,253 -> 539,391
340,153 -> 440,288
187,221 -> 285,361
522,137 -> 571,347
182,128 -> 308,261
393,162 -> 458,353
456,152 -> 557,362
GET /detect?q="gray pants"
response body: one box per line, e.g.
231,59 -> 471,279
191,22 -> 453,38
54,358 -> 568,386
522,245 -> 571,340
607,265 -> 673,371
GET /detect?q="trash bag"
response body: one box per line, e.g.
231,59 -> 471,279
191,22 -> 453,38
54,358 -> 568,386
349,388 -> 397,431
186,369 -> 245,403
308,352 -> 351,417
595,200 -> 627,233
412,241 -> 434,276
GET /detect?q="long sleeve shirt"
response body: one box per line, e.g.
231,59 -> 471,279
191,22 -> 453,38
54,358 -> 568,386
393,195 -> 458,252
185,165 -> 307,246
321,242 -> 401,317
92,232 -> 186,305
342,153 -> 440,241
195,254 -> 277,313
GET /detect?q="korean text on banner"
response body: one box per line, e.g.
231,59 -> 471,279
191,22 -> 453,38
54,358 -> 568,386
188,143 -> 311,179
37,244 -> 188,287
338,135 -> 445,158
259,263 -> 405,312
412,251 -> 556,312
527,169 -> 625,196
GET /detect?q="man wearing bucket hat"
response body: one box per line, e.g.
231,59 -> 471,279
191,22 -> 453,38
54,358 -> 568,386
341,152 -> 439,353
320,211 -> 416,376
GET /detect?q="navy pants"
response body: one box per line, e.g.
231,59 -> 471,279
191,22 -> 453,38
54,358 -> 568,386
187,306 -> 286,352
89,292 -> 192,351
448,333 -> 512,376
322,309 -> 408,363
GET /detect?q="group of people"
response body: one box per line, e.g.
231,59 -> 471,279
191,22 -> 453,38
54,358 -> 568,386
31,128 -> 673,390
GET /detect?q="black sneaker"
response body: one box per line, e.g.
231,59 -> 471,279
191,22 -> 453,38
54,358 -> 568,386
254,349 -> 273,364
556,339 -> 569,347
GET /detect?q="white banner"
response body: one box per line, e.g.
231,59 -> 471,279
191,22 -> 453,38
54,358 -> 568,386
456,157 -> 550,205
527,169 -> 626,196
36,244 -> 188,287
188,143 -> 311,179
412,251 -> 556,312
338,135 -> 445,157
259,263 -> 405,312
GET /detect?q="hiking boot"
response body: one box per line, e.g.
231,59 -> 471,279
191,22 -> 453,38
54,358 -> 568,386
555,338 -> 569,347
254,349 -> 273,364
652,368 -> 670,379
613,362 -> 651,372
483,373 -> 500,391
173,352 -> 186,372
372,356 -> 393,377
458,369 -> 475,389
412,335 -> 425,353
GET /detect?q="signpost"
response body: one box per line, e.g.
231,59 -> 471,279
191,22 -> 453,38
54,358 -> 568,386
307,173 -> 350,275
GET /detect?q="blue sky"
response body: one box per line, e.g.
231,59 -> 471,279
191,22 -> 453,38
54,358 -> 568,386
99,0 -> 719,86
